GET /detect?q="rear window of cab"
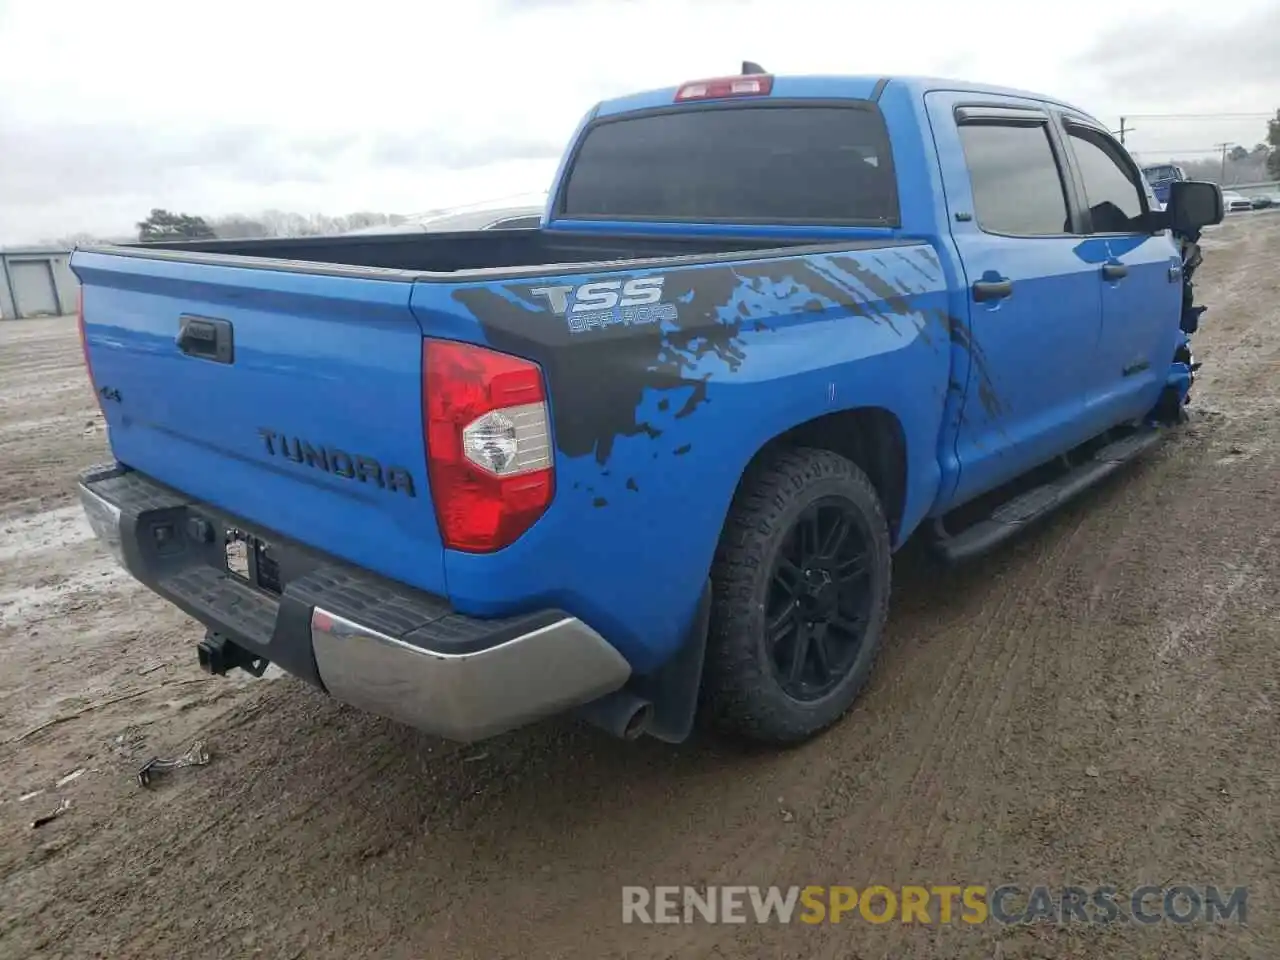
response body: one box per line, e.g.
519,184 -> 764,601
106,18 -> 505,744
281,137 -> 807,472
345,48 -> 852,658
559,102 -> 899,227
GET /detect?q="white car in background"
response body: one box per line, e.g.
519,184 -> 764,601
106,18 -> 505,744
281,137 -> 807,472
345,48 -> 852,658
1220,191 -> 1253,213
344,205 -> 543,236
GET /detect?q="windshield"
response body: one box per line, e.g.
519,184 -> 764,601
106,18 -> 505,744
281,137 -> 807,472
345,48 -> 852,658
1141,164 -> 1181,184
559,103 -> 899,225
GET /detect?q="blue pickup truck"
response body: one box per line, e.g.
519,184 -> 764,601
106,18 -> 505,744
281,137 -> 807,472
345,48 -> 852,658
1140,163 -> 1188,207
72,71 -> 1223,747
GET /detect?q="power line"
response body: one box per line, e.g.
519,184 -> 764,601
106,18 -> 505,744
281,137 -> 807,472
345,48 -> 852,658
1121,112 -> 1273,121
1131,146 -> 1264,154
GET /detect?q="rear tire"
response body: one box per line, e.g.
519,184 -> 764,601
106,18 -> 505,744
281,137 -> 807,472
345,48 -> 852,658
703,447 -> 892,745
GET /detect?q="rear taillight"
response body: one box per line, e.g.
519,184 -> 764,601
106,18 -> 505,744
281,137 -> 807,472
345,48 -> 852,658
675,74 -> 773,102
423,339 -> 554,553
77,288 -> 105,414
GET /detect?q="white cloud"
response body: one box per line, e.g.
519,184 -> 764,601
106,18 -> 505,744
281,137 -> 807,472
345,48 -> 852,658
1,0 -> 1276,244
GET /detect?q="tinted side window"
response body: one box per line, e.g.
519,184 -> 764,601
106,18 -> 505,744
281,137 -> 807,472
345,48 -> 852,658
957,122 -> 1070,236
561,105 -> 898,225
1067,127 -> 1147,233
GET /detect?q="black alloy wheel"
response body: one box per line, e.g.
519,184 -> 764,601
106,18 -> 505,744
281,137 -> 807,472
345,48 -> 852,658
765,497 -> 874,701
704,447 -> 892,744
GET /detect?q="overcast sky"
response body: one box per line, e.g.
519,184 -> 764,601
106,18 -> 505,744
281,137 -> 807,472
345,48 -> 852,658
1,0 -> 1277,245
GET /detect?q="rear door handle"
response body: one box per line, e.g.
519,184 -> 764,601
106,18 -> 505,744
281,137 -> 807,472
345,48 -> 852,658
972,279 -> 1013,302
1101,263 -> 1129,281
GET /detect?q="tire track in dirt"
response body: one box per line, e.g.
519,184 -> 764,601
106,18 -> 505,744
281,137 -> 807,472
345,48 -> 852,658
908,501 -> 1099,867
844,524 -> 1084,879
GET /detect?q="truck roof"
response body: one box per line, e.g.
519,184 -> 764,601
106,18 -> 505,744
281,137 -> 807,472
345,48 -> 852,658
593,74 -> 1100,125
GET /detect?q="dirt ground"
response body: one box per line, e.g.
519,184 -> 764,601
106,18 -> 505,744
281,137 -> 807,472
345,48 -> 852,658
1,215 -> 1278,960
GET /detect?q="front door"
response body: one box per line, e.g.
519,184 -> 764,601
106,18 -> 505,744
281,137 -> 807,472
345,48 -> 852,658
1058,119 -> 1183,432
925,92 -> 1106,509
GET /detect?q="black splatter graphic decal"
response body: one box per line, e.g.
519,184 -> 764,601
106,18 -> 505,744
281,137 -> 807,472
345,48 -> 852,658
452,244 -> 946,467
946,312 -> 1005,419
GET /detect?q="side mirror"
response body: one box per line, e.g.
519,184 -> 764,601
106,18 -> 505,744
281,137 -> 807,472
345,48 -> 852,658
1167,180 -> 1224,233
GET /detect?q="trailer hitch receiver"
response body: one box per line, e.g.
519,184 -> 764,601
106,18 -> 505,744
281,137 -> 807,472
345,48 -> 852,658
197,630 -> 269,678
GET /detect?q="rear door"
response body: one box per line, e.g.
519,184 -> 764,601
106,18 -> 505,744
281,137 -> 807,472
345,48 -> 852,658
73,251 -> 447,596
1058,118 -> 1182,430
925,92 -> 1104,506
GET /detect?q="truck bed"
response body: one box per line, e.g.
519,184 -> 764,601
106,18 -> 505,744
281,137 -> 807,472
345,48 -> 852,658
105,228 -> 825,277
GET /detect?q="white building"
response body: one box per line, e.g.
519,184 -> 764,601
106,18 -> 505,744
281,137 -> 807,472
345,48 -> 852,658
0,248 -> 80,320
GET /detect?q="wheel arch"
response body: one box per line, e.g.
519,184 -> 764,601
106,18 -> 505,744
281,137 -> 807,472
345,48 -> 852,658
730,406 -> 909,543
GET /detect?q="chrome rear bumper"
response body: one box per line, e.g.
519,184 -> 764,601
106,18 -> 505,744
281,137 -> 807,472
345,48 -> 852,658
309,608 -> 629,741
77,466 -> 630,742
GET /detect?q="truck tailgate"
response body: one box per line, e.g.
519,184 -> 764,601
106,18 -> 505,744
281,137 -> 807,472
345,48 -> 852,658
71,250 -> 446,596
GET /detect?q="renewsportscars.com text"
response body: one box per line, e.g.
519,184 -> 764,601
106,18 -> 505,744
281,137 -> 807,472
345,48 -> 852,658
621,885 -> 1248,925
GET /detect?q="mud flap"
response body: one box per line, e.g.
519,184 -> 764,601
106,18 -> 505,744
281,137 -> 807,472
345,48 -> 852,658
629,580 -> 711,744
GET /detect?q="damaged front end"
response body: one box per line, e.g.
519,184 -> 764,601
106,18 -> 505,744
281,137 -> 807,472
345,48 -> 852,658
1154,222 -> 1210,425
1147,178 -> 1222,424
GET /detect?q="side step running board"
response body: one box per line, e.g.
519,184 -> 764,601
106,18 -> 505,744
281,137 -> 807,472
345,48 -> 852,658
936,427 -> 1165,564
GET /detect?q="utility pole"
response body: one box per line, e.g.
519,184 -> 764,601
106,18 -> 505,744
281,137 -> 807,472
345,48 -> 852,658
1214,142 -> 1233,182
1117,117 -> 1130,145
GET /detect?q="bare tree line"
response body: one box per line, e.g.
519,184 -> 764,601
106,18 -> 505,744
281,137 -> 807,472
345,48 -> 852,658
204,209 -> 409,240
46,209 -> 406,248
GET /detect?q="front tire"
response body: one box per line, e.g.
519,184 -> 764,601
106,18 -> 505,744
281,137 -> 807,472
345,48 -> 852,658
703,447 -> 892,745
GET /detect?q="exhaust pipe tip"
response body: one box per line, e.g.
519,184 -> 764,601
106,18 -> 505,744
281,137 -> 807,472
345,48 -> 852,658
575,690 -> 654,741
621,701 -> 654,741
